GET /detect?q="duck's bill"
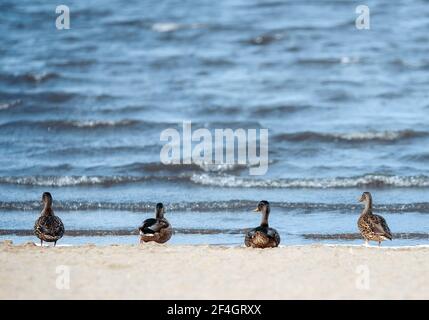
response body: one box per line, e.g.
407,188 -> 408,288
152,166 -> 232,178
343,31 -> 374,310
253,207 -> 260,212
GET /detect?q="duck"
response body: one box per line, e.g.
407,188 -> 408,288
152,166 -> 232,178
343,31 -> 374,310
34,192 -> 65,246
245,200 -> 280,248
358,192 -> 392,246
139,203 -> 172,244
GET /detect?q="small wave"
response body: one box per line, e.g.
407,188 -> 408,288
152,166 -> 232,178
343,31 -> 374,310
323,90 -> 353,102
0,91 -> 110,106
151,22 -> 205,33
0,119 -> 141,131
0,99 -> 21,110
2,200 -> 429,213
2,173 -> 429,189
401,153 -> 429,162
0,72 -> 59,84
0,176 -> 150,187
199,57 -> 234,67
0,91 -> 79,105
152,22 -> 180,32
100,105 -> 150,114
0,175 -> 194,187
252,1 -> 288,8
190,174 -> 429,188
248,32 -> 285,45
105,17 -> 150,28
273,130 -> 426,143
195,105 -> 242,115
376,91 -> 404,99
251,104 -> 310,116
194,162 -> 248,174
297,57 -> 359,65
120,161 -> 247,174
40,145 -> 157,158
389,58 -> 429,71
30,91 -> 79,103
1,119 -> 257,132
48,59 -> 96,68
71,120 -> 139,129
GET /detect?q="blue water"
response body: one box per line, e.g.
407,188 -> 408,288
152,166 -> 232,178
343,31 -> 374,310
1,0 -> 429,246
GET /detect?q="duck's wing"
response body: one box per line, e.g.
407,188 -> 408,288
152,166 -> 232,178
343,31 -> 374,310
245,227 -> 277,240
35,216 -> 64,238
139,218 -> 169,234
34,216 -> 44,232
267,228 -> 281,246
51,216 -> 65,237
368,214 -> 392,240
244,228 -> 257,246
245,227 -> 280,247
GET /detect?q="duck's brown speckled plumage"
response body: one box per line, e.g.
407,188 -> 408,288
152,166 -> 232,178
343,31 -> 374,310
139,203 -> 172,244
245,200 -> 280,248
34,192 -> 65,246
245,227 -> 280,248
357,192 -> 392,245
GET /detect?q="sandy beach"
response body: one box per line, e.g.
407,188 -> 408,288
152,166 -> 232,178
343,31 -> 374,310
0,241 -> 428,300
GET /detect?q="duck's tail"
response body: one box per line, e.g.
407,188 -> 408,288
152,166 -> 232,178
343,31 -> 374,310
382,233 -> 393,241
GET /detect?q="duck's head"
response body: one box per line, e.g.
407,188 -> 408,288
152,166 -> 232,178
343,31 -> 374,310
358,192 -> 372,203
253,200 -> 270,213
42,192 -> 53,207
156,202 -> 165,218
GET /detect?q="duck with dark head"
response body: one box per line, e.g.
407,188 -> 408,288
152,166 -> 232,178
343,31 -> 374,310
139,203 -> 172,244
34,192 -> 65,246
358,191 -> 392,246
245,200 -> 280,248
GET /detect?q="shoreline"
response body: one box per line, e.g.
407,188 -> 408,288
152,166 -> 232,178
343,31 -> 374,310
1,242 -> 428,299
3,240 -> 429,249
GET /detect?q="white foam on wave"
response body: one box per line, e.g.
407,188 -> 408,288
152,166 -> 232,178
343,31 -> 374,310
0,176 -> 140,187
340,56 -> 359,64
151,22 -> 204,33
331,130 -> 414,141
0,99 -> 21,110
275,129 -> 425,142
2,174 -> 429,188
190,174 -> 429,188
72,119 -> 136,128
194,161 -> 247,173
152,22 -> 181,32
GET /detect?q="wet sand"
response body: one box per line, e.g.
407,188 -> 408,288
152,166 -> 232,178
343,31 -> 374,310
0,241 -> 428,299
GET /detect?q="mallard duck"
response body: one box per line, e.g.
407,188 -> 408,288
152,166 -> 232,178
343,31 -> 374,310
358,192 -> 392,246
245,200 -> 280,248
139,203 -> 172,244
34,192 -> 65,246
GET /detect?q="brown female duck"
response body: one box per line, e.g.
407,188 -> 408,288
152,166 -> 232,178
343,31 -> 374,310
245,200 -> 280,248
139,203 -> 172,244
358,192 -> 392,246
34,192 -> 65,246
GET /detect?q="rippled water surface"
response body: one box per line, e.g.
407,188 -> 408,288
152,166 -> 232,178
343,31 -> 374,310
1,0 -> 429,245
